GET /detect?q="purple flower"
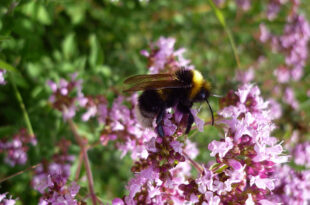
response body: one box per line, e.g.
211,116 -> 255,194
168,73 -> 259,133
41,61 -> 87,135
292,142 -> 310,168
32,140 -> 74,193
0,129 -> 36,166
284,87 -> 299,110
38,175 -> 80,205
121,135 -> 198,204
208,136 -> 233,158
266,0 -> 287,20
273,66 -> 290,83
0,69 -> 7,85
190,84 -> 287,204
191,108 -> 205,132
261,14 -> 310,82
269,165 -> 310,204
267,99 -> 282,120
112,198 -> 125,205
162,113 -> 178,136
235,67 -> 255,84
80,96 -> 108,123
0,193 -> 16,205
260,24 -> 271,43
47,74 -> 85,120
236,0 -> 251,11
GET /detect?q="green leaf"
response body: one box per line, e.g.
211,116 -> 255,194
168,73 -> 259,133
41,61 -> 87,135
0,60 -> 18,72
22,1 -> 51,25
89,34 -> 104,68
37,4 -> 52,25
62,33 -> 77,60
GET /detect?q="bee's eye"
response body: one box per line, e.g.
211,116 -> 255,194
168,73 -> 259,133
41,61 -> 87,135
200,92 -> 206,99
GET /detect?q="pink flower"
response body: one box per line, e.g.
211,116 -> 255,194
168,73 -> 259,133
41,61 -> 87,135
260,24 -> 271,43
191,108 -> 205,132
245,194 -> 255,205
0,69 -> 6,85
284,87 -> 299,110
112,198 -> 124,205
273,66 -> 290,83
38,175 -> 80,205
292,142 -> 310,168
0,193 -> 16,205
208,136 -> 233,158
269,165 -> 310,204
235,67 -> 255,84
236,0 -> 251,11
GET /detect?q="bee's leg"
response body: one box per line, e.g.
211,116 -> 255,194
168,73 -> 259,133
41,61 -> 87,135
156,108 -> 166,137
177,103 -> 194,134
185,112 -> 194,134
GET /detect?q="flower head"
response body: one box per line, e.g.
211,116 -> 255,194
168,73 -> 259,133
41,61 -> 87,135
0,129 -> 36,166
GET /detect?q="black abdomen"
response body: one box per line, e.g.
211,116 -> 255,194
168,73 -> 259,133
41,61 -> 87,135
139,90 -> 165,114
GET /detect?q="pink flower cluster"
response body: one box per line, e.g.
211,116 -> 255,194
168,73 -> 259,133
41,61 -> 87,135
47,73 -> 110,124
0,129 -> 36,166
99,94 -> 157,160
47,73 -> 86,120
32,140 -> 77,204
271,165 -> 310,204
141,37 -> 193,74
38,175 -> 80,205
114,138 -> 199,205
178,84 -> 287,204
260,14 -> 310,82
292,141 -> 310,168
268,132 -> 310,205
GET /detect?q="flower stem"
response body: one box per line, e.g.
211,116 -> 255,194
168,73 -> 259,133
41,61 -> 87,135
182,150 -> 203,175
75,151 -> 84,181
9,73 -> 35,138
68,118 -> 97,205
0,163 -> 40,184
207,0 -> 241,69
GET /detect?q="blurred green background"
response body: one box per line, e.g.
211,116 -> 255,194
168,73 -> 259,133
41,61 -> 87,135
0,0 -> 310,204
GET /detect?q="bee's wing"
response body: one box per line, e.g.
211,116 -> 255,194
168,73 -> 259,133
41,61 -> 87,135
123,79 -> 191,93
124,73 -> 174,84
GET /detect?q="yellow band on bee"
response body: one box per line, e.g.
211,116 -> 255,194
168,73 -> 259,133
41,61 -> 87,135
189,70 -> 204,99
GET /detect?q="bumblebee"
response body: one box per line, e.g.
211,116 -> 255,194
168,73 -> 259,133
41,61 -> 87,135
124,68 -> 214,137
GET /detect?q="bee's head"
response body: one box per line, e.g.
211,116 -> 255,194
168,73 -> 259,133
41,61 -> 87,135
193,81 -> 214,126
193,81 -> 211,102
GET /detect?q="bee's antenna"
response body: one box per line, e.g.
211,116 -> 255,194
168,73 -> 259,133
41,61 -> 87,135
206,98 -> 214,126
212,94 -> 223,98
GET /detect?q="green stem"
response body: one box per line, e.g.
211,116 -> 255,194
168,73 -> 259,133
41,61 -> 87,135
9,73 -> 35,138
207,0 -> 241,69
214,164 -> 229,174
